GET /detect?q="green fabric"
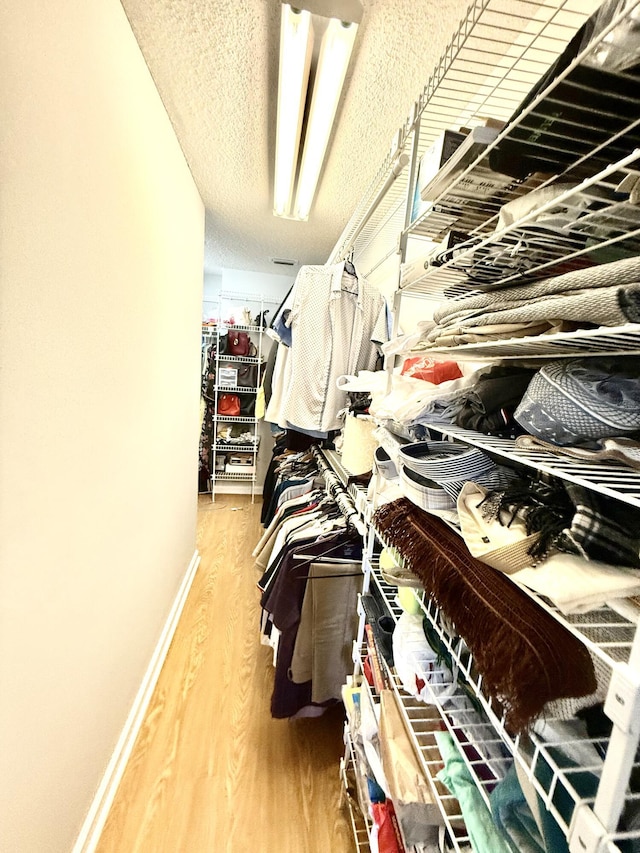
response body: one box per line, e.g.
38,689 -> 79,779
435,731 -> 511,853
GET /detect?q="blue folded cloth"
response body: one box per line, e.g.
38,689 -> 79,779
489,764 -> 545,853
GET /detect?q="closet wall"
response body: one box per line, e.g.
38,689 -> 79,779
0,2 -> 204,851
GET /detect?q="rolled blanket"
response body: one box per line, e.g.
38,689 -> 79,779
373,498 -> 597,732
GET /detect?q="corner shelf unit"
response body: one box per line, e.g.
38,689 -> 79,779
325,1 -> 640,851
200,292 -> 278,502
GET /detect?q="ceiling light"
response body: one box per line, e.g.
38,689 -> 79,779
293,19 -> 357,220
273,2 -> 360,221
274,5 -> 314,218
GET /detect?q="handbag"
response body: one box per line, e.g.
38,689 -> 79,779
217,393 -> 240,417
236,362 -> 259,388
239,394 -> 256,417
228,331 -> 250,356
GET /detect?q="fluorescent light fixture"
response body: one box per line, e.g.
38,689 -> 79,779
274,5 -> 314,217
293,18 -> 357,220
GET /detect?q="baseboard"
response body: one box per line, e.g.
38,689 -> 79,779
71,549 -> 201,853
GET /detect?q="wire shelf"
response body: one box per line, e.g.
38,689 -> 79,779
212,354 -> 262,365
339,731 -> 373,852
423,422 -> 640,509
354,641 -> 471,852
212,444 -> 259,453
211,471 -> 255,481
212,385 -> 259,394
211,415 -> 257,424
326,0 -> 603,282
414,322 -> 640,360
368,561 -> 640,848
403,152 -> 640,296
202,323 -> 263,334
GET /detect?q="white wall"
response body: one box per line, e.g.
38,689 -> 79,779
0,2 -> 204,851
202,272 -> 223,321
202,267 -> 294,322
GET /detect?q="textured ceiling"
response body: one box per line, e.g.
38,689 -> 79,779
120,0 -> 473,274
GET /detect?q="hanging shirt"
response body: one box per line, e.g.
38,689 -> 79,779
280,262 -> 387,433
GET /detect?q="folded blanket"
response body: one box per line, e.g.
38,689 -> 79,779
512,553 -> 640,614
417,320 -> 570,349
373,498 -> 597,732
515,434 -> 640,471
434,255 -> 640,325
425,283 -> 640,343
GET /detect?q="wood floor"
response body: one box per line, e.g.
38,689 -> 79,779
96,494 -> 355,853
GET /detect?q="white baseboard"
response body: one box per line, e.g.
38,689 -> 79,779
71,549 -> 201,853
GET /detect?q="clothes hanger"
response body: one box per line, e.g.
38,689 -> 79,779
343,247 -> 356,278
287,529 -> 363,576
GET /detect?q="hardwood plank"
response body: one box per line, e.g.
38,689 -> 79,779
96,494 -> 355,853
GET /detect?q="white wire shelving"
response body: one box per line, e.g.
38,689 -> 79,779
339,728 -> 373,852
328,0 -> 610,290
352,635 -> 471,853
211,384 -> 259,395
320,1 -> 640,849
367,556 -> 640,850
421,422 -> 640,509
212,444 -> 260,454
201,291 -> 271,502
412,323 -> 640,360
211,470 -> 255,481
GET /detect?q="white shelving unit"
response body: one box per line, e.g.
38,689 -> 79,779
325,1 -> 640,851
200,291 -> 275,502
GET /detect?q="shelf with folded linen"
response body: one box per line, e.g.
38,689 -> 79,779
402,13 -> 640,296
367,558 -> 640,851
411,323 -> 640,362
400,250 -> 640,356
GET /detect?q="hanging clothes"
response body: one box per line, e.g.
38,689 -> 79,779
260,528 -> 362,719
278,262 -> 388,434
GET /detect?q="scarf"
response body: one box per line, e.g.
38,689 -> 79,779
373,498 -> 596,732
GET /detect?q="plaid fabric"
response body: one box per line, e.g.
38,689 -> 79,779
399,464 -> 456,513
562,484 -> 640,569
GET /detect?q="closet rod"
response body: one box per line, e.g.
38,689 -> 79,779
310,447 -> 368,537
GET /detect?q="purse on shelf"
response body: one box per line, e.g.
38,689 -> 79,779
228,331 -> 250,356
239,394 -> 256,417
217,393 -> 241,417
236,363 -> 259,388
